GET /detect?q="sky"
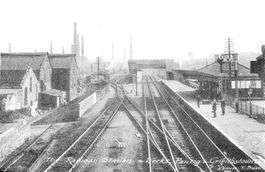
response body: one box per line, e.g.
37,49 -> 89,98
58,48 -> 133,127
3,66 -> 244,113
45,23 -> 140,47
0,0 -> 265,62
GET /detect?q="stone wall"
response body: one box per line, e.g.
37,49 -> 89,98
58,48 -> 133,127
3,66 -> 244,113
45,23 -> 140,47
78,92 -> 97,117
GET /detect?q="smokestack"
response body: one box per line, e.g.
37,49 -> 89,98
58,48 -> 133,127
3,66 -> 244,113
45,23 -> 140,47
50,41 -> 53,54
123,48 -> 127,60
262,45 -> 265,58
73,22 -> 77,55
129,33 -> 133,59
81,35 -> 84,57
112,41 -> 114,60
76,33 -> 80,56
62,47 -> 65,54
8,43 -> 11,53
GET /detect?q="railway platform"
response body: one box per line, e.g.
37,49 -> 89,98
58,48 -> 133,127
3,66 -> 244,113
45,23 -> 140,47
163,79 -> 265,169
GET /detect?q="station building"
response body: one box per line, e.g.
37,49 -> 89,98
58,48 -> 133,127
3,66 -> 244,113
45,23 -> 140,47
172,61 -> 262,100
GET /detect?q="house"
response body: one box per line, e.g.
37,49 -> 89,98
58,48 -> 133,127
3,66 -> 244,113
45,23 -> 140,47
0,67 -> 39,113
48,54 -> 79,101
0,53 -> 52,92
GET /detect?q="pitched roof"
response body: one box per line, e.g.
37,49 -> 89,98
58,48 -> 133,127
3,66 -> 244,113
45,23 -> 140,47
197,61 -> 259,78
0,52 -> 48,70
0,70 -> 26,88
256,54 -> 265,60
48,54 -> 77,69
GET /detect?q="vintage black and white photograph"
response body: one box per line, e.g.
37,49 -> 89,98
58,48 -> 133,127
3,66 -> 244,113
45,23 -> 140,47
0,0 -> 265,171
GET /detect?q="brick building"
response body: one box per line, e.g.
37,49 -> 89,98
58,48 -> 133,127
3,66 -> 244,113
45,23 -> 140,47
0,67 -> 39,112
48,54 -> 79,101
0,53 -> 52,92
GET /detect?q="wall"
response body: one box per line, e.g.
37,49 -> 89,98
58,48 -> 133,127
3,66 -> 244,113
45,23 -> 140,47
51,69 -> 70,100
21,68 -> 39,112
78,92 -> 97,117
69,62 -> 79,101
4,93 -> 21,111
39,57 -> 52,91
38,93 -> 58,108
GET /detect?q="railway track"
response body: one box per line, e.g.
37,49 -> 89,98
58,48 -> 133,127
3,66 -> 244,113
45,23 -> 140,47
0,124 -> 54,172
149,75 -> 264,171
0,96 -> 121,172
3,78 -> 263,172
117,80 -> 202,171
42,98 -> 122,172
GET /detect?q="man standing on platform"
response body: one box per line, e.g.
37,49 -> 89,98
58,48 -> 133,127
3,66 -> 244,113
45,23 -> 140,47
196,92 -> 201,108
221,99 -> 226,115
212,99 -> 217,118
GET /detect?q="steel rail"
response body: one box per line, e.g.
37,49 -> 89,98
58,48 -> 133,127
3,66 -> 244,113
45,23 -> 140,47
145,76 -> 178,172
116,83 -> 202,171
156,79 -> 241,172
68,101 -> 122,172
43,98 -> 121,172
148,76 -> 213,172
114,83 -> 175,171
148,119 -> 203,171
142,77 -> 153,172
121,101 -> 176,171
0,124 -> 53,171
120,84 -> 202,171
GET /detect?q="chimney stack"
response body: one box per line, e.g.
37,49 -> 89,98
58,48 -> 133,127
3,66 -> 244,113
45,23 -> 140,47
262,45 -> 265,58
8,43 -> 12,53
73,22 -> 77,55
129,33 -> 133,59
81,35 -> 84,57
50,41 -> 53,54
112,41 -> 114,60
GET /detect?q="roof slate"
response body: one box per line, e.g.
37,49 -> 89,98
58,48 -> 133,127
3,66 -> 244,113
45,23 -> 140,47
197,61 -> 259,77
48,54 -> 77,69
0,52 -> 48,70
0,70 -> 26,88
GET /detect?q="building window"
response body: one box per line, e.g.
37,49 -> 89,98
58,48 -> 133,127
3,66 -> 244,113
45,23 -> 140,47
24,87 -> 28,106
30,77 -> 32,92
231,80 -> 261,89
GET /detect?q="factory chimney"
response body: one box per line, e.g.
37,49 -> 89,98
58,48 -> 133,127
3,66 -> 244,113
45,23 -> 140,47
129,33 -> 133,59
50,41 -> 53,54
81,35 -> 84,57
8,43 -> 12,53
76,33 -> 80,57
73,22 -> 77,55
112,41 -> 114,60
